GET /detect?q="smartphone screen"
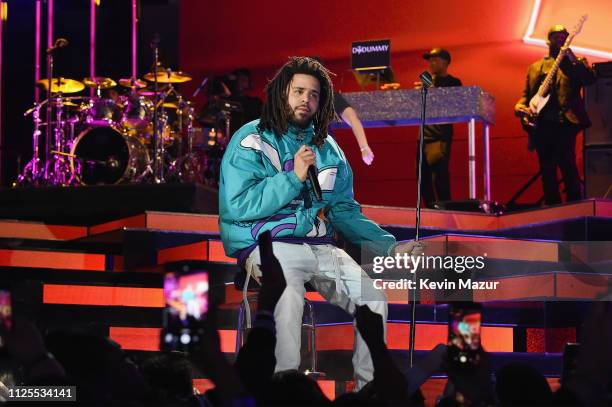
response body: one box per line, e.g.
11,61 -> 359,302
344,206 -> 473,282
161,271 -> 209,352
0,290 -> 12,349
448,302 -> 482,367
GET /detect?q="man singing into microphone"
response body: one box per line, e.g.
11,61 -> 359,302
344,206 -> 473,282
219,57 -> 398,389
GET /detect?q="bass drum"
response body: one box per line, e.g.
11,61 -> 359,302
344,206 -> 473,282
70,126 -> 149,185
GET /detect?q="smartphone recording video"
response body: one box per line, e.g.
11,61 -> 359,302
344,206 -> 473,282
160,271 -> 209,352
448,302 -> 482,367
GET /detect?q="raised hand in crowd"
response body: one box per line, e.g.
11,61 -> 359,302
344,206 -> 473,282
190,303 -> 246,404
235,231 -> 287,399
355,304 -> 410,405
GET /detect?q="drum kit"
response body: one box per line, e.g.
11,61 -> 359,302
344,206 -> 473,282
16,67 -> 207,186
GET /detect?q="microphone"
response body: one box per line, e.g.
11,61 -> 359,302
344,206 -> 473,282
192,77 -> 209,97
46,38 -> 69,54
308,165 -> 322,201
419,71 -> 434,88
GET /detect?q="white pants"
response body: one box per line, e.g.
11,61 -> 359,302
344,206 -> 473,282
247,242 -> 387,390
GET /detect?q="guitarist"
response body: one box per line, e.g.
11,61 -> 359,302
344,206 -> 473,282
514,25 -> 595,205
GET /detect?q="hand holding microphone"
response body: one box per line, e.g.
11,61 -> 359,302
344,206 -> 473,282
293,145 -> 322,201
293,145 -> 316,182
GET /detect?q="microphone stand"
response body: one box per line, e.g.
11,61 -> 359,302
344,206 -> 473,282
44,46 -> 55,183
151,36 -> 163,183
409,71 -> 433,367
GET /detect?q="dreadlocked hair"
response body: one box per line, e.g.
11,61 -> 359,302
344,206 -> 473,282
257,56 -> 337,148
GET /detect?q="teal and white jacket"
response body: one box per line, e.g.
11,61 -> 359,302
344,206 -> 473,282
218,119 -> 396,262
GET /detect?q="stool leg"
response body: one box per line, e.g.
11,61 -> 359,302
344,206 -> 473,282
303,298 -> 318,374
236,299 -> 245,355
236,294 -> 259,356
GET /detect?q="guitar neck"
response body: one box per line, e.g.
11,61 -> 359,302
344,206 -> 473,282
537,53 -> 563,97
537,32 -> 578,97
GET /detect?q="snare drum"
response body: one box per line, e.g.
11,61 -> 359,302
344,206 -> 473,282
121,94 -> 153,129
82,97 -> 121,126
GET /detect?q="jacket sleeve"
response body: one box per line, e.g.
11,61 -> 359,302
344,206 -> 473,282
220,139 -> 303,222
516,68 -> 532,109
560,57 -> 596,86
326,158 -> 396,256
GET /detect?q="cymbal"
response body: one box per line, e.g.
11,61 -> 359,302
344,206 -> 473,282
47,99 -> 80,108
119,78 -> 147,89
83,77 -> 117,89
162,102 -> 178,109
37,78 -> 85,94
144,70 -> 192,83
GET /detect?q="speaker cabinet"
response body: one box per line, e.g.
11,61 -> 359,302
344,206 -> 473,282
584,147 -> 612,199
585,63 -> 612,146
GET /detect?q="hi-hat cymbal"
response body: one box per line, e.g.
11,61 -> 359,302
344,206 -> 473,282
144,69 -> 192,83
83,77 -> 117,89
37,78 -> 85,94
119,78 -> 147,89
47,99 -> 80,108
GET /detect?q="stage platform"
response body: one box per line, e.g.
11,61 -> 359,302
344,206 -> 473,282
0,183 -> 219,224
1,186 -> 611,402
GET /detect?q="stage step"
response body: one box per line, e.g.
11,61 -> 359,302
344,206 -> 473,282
363,199 -> 612,230
0,236 -> 235,272
2,259 -> 583,355
76,198 -> 612,238
3,236 -> 609,303
105,320 -> 516,354
1,199 -> 610,244
3,230 -> 610,279
386,216 -> 612,242
0,219 -> 88,241
0,247 -> 120,271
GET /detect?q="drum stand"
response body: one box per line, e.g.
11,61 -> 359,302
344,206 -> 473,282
165,93 -> 183,181
137,112 -> 170,183
46,95 -> 76,186
173,101 -> 201,182
16,101 -> 45,186
150,38 -> 165,184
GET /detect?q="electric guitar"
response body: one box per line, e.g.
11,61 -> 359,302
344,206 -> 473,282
520,15 -> 587,131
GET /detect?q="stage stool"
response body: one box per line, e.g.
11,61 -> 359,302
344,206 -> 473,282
233,268 -> 321,376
